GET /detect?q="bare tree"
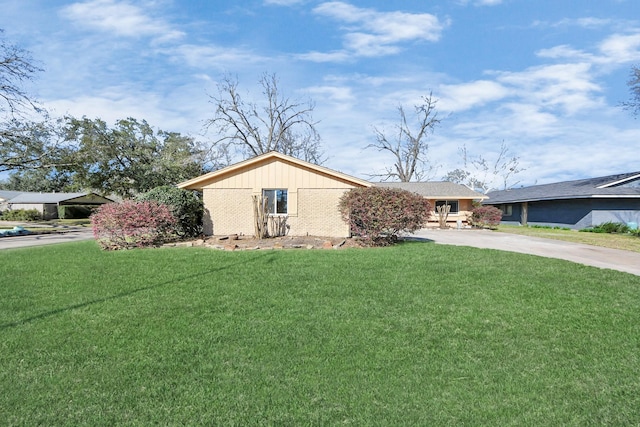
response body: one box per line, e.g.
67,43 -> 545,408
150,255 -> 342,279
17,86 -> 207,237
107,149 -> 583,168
0,29 -> 43,118
621,65 -> 640,116
443,141 -> 524,193
367,93 -> 441,182
205,73 -> 324,164
0,29 -> 69,173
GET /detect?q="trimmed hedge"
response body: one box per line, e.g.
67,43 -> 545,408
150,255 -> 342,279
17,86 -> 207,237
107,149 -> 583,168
0,209 -> 42,222
339,187 -> 430,246
470,205 -> 503,229
91,200 -> 178,250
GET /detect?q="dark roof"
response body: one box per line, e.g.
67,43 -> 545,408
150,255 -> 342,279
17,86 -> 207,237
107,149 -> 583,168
376,181 -> 487,199
485,172 -> 640,204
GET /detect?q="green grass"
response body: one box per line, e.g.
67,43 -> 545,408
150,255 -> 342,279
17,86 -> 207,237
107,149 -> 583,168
2,241 -> 640,425
498,224 -> 640,253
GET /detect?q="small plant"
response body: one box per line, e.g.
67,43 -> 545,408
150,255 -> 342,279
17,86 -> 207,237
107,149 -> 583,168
436,203 -> 451,229
470,205 -> 502,229
91,200 -> 178,250
0,208 -> 42,221
581,222 -> 629,234
339,187 -> 430,246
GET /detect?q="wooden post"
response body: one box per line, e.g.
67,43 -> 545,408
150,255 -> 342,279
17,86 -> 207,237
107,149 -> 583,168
521,202 -> 528,226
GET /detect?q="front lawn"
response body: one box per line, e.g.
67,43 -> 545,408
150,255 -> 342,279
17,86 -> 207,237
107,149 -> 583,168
497,224 -> 640,253
1,241 -> 639,425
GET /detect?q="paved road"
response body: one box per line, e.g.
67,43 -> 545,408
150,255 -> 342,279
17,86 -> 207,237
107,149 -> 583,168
0,229 -> 94,250
411,228 -> 640,277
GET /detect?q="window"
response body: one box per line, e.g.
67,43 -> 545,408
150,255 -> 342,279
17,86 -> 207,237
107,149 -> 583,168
500,204 -> 513,216
262,189 -> 287,214
434,200 -> 459,214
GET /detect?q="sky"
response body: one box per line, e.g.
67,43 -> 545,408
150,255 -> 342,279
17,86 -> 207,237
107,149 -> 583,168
1,0 -> 639,187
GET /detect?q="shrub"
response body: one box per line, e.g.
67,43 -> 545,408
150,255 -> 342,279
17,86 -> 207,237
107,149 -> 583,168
136,186 -> 203,238
57,205 -> 94,220
339,187 -> 430,246
0,208 -> 42,221
581,222 -> 630,234
91,200 -> 178,250
470,205 -> 503,229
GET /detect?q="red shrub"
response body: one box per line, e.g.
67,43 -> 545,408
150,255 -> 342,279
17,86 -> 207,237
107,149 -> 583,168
470,205 -> 503,229
339,187 -> 430,246
91,200 -> 178,250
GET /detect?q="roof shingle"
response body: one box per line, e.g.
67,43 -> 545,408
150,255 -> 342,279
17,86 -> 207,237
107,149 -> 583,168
485,172 -> 640,204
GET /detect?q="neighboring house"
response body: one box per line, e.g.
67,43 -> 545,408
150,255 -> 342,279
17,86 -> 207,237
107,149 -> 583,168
376,182 -> 488,227
0,191 -> 113,220
0,190 -> 24,210
177,151 -> 488,237
484,172 -> 640,229
178,151 -> 372,237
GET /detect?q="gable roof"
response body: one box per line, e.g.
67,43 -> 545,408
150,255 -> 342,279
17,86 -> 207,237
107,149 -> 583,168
0,191 -> 113,204
177,151 -> 372,190
376,181 -> 488,200
0,190 -> 24,202
485,172 -> 640,204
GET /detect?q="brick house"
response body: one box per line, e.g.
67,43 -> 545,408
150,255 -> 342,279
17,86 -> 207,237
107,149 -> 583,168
178,151 -> 488,238
377,182 -> 488,227
177,151 -> 372,237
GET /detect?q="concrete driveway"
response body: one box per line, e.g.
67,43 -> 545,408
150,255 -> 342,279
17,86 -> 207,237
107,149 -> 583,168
0,229 -> 94,250
411,228 -> 640,277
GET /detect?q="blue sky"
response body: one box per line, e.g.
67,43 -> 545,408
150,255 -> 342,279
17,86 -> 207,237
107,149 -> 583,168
2,0 -> 639,186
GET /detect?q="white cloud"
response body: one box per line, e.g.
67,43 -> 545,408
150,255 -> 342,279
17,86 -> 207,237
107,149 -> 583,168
162,44 -> 268,69
60,0 -> 184,42
309,2 -> 448,59
306,85 -> 355,111
438,80 -> 510,112
536,45 -> 594,61
532,17 -> 613,30
597,32 -> 640,64
45,83 -> 212,136
296,50 -> 352,63
492,63 -> 602,115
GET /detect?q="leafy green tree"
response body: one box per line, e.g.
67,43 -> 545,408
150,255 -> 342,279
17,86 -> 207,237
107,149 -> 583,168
64,117 -> 208,198
137,186 -> 203,238
0,166 -> 77,192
